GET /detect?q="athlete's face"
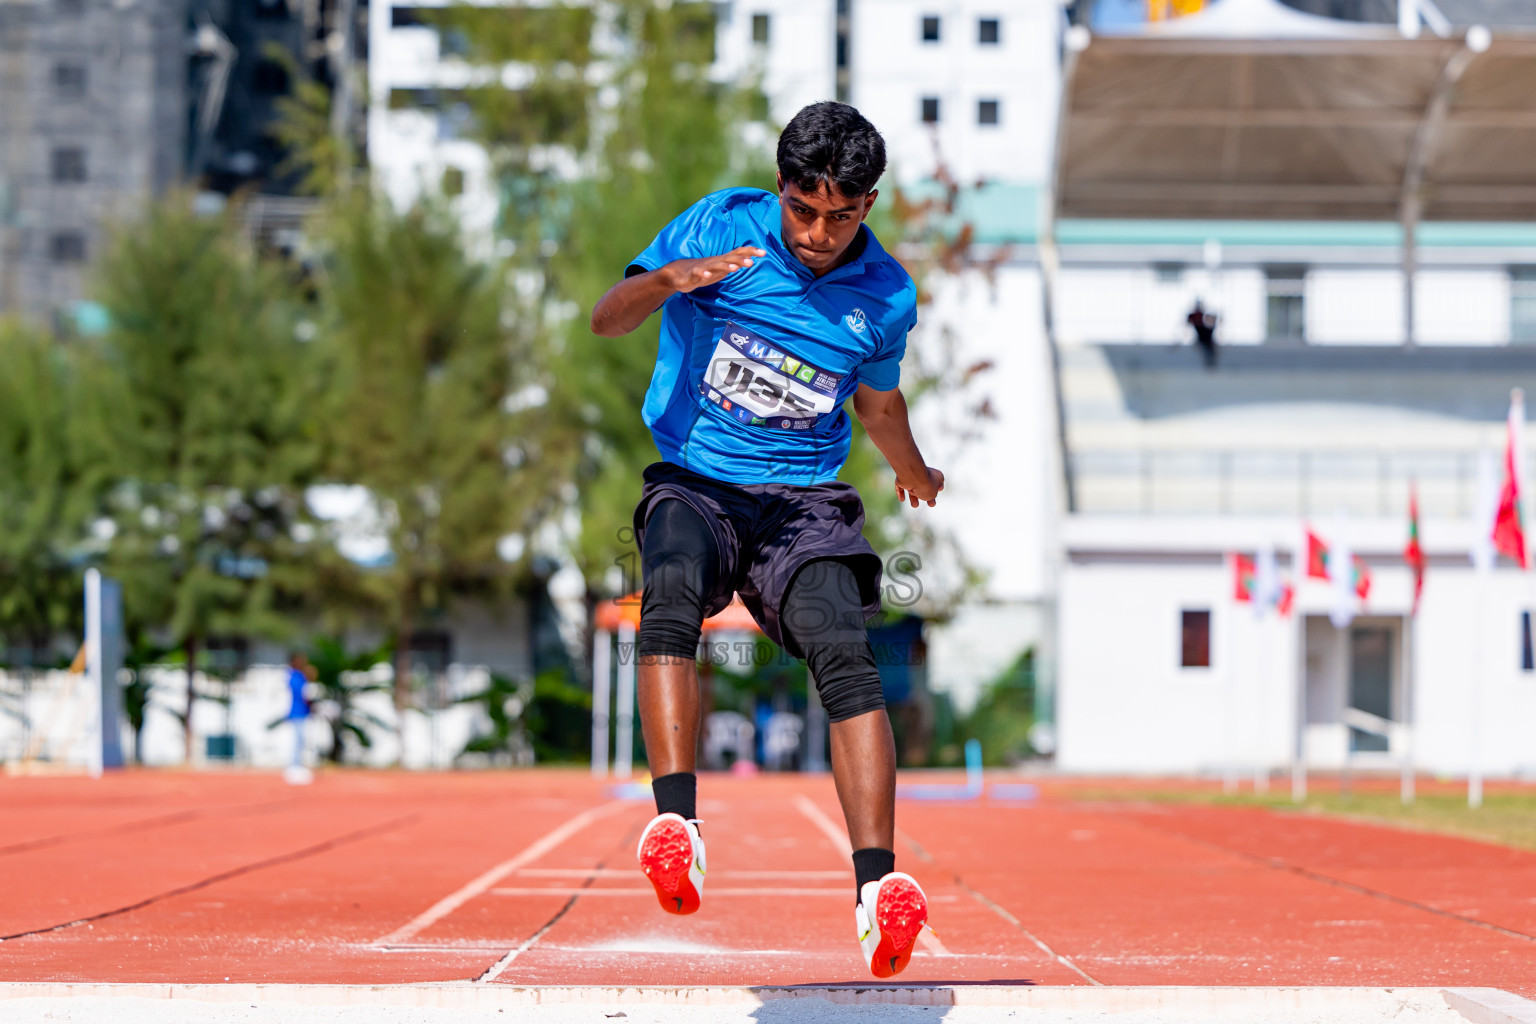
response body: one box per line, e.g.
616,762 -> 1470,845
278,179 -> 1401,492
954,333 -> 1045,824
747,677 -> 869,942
777,176 -> 877,276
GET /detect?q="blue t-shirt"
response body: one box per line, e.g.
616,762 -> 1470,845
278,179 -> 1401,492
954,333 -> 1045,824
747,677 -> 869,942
627,187 -> 917,486
287,667 -> 309,720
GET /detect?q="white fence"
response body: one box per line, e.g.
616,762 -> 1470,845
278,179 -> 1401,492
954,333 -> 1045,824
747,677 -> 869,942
0,664 -> 499,771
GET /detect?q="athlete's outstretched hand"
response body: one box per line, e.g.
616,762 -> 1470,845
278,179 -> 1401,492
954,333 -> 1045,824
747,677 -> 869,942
591,246 -> 767,336
663,246 -> 767,293
896,467 -> 945,508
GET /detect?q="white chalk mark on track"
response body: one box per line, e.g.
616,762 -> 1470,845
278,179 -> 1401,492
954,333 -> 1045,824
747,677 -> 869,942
515,868 -> 851,880
376,800 -> 628,946
489,886 -> 855,897
791,794 -> 954,957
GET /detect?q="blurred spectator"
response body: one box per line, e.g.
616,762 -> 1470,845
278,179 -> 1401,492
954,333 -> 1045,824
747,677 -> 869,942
1187,300 -> 1218,368
284,652 -> 314,784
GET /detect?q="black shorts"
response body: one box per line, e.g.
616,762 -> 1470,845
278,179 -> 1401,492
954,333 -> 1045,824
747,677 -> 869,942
632,461 -> 884,655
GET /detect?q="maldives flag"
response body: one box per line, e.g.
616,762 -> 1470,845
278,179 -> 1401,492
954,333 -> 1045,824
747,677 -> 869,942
1232,553 -> 1256,601
1493,389 -> 1528,569
1306,530 -> 1330,579
1352,556 -> 1372,601
1404,481 -> 1425,614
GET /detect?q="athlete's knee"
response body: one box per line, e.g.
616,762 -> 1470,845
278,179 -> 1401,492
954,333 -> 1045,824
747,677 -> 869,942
638,499 -> 719,659
783,559 -> 885,723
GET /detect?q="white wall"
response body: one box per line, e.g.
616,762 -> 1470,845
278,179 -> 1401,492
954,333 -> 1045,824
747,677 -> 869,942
908,263 -> 1057,709
1057,558 -> 1299,773
1306,270 -> 1404,345
1414,270 -> 1510,345
715,0 -> 837,124
852,0 -> 1059,186
1057,524 -> 1536,777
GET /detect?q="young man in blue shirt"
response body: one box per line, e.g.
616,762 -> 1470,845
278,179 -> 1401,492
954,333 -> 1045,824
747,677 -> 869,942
590,102 -> 943,977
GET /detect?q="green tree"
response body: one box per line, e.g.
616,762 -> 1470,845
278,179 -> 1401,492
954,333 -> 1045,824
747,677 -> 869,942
0,322 -> 90,659
314,193 -> 541,711
447,0 -> 775,595
82,195 -> 322,762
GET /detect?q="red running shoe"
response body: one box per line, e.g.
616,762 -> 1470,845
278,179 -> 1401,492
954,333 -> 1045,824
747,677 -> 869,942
636,813 -> 705,915
856,871 -> 928,978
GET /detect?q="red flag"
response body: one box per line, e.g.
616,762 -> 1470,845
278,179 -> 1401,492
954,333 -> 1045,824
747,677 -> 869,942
1277,583 -> 1295,617
1403,482 -> 1425,614
1232,553 -> 1255,602
1352,557 -> 1371,602
1493,392 -> 1528,569
1305,530 -> 1330,579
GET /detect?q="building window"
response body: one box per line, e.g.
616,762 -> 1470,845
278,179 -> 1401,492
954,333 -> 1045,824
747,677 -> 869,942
391,5 -> 426,27
409,630 -> 453,676
921,15 -> 940,41
920,96 -> 940,123
50,232 -> 86,263
54,62 -> 86,99
51,147 -> 86,183
977,99 -> 999,125
1154,262 -> 1185,283
1181,610 -> 1211,668
751,12 -> 770,44
1265,267 -> 1306,341
1523,611 -> 1534,671
978,17 -> 1000,43
1511,267 -> 1536,343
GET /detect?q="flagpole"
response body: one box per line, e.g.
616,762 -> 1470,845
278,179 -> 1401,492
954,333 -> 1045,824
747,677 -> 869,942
1224,578 -> 1239,796
1470,579 -> 1485,809
1400,611 -> 1414,806
1291,530 -> 1308,803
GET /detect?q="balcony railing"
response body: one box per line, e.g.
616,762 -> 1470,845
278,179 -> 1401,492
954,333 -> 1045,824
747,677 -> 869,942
1071,449 -> 1536,518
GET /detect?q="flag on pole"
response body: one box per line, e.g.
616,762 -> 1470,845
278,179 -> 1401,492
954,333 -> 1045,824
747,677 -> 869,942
1493,389 -> 1528,569
1328,532 -> 1356,628
1352,556 -> 1372,601
1404,481 -> 1425,615
1254,547 -> 1281,612
1306,530 -> 1330,580
1232,553 -> 1255,601
1233,547 -> 1295,617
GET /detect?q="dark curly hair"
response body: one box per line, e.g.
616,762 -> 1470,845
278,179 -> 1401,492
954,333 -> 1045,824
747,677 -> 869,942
776,101 -> 887,199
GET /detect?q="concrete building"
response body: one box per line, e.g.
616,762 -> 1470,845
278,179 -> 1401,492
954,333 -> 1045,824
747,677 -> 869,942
0,0 -> 365,324
1044,0 -> 1536,778
0,0 -> 187,322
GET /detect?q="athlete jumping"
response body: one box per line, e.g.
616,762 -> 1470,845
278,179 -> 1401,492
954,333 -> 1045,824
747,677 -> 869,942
589,101 -> 943,978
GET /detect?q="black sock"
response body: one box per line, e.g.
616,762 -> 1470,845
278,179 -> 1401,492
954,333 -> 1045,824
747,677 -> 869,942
651,771 -> 697,822
852,847 -> 895,903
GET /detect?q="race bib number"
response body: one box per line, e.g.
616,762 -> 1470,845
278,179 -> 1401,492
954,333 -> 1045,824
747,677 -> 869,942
698,322 -> 844,431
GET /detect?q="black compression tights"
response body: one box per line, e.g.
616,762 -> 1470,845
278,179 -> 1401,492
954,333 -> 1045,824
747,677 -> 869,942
638,500 -> 719,659
636,499 -> 884,722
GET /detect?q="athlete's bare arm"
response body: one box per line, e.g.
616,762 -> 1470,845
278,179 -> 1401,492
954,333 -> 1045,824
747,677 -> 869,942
852,383 -> 944,508
590,246 -> 767,337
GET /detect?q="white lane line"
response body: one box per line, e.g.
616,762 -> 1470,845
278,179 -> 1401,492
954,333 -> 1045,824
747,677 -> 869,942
897,828 -> 1099,985
791,794 -> 954,957
375,800 -> 629,946
516,868 -> 851,880
489,886 -> 854,897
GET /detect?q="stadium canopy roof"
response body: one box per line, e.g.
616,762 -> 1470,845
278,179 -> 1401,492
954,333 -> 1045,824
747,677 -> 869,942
1054,0 -> 1536,222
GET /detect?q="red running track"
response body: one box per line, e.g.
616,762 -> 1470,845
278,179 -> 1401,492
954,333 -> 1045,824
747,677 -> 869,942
0,770 -> 1531,993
